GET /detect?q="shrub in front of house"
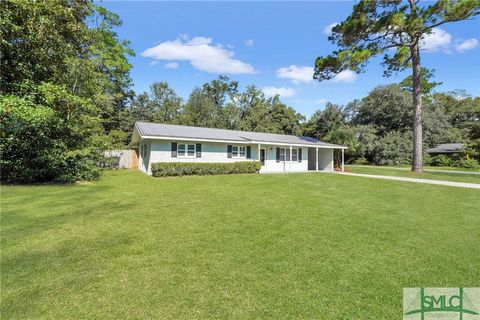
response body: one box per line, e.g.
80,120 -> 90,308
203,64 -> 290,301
423,153 -> 433,166
151,162 -> 261,177
456,158 -> 480,170
429,155 -> 454,167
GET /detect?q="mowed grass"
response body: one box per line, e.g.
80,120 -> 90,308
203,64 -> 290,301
400,165 -> 480,172
346,165 -> 480,184
1,170 -> 479,319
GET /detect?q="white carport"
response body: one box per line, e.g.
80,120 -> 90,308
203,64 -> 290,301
306,146 -> 346,172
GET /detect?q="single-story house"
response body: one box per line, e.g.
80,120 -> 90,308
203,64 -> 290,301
130,121 -> 347,174
427,143 -> 464,155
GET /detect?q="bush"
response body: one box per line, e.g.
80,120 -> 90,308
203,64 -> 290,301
354,157 -> 370,165
423,153 -> 433,166
151,162 -> 261,177
430,155 -> 454,167
0,85 -> 103,183
456,158 -> 480,170
372,131 -> 412,165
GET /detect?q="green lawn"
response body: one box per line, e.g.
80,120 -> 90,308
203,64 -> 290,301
423,165 -> 480,172
400,165 -> 480,172
346,165 -> 480,184
1,170 -> 479,319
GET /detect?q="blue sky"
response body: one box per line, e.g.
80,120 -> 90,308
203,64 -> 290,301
103,1 -> 480,118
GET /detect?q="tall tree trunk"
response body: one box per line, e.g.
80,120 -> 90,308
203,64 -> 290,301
410,42 -> 423,172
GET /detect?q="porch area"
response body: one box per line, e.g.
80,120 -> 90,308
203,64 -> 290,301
256,144 -> 345,173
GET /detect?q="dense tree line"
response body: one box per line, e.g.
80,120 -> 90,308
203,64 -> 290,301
115,76 -> 305,141
304,85 -> 480,168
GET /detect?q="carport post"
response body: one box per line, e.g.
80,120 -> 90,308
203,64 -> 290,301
315,147 -> 318,171
341,149 -> 344,172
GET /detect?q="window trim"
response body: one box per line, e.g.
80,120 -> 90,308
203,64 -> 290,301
142,143 -> 148,158
278,147 -> 298,162
232,145 -> 247,158
292,148 -> 298,161
177,143 -> 196,158
279,148 -> 286,161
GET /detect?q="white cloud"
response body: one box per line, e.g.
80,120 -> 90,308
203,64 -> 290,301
142,35 -> 256,74
164,62 -> 179,69
455,38 -> 479,52
276,65 -> 357,84
149,61 -> 159,66
262,87 -> 296,98
276,65 -> 314,84
420,28 -> 452,52
323,22 -> 338,35
244,39 -> 254,47
331,70 -> 357,83
316,99 -> 328,105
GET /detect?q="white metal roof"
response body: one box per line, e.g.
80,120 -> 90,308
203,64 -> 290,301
131,121 -> 347,149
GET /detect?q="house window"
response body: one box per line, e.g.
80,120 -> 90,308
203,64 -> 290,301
239,146 -> 246,157
142,143 -> 148,158
292,148 -> 298,161
178,143 -> 195,157
187,144 -> 195,156
232,146 -> 246,158
178,144 -> 185,156
278,147 -> 297,161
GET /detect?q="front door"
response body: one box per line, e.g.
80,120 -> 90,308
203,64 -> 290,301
260,149 -> 266,166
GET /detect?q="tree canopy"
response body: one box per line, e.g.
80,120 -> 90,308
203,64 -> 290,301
1,0 -> 133,182
119,76 -> 305,140
314,1 -> 479,79
314,0 -> 479,172
304,84 -> 479,167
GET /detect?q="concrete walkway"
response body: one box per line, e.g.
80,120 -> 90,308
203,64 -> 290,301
336,172 -> 480,189
350,165 -> 480,175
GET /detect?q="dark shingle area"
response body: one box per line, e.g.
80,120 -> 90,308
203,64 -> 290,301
427,143 -> 464,154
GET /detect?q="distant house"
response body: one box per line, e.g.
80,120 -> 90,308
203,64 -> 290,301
130,121 -> 347,175
427,143 -> 464,156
